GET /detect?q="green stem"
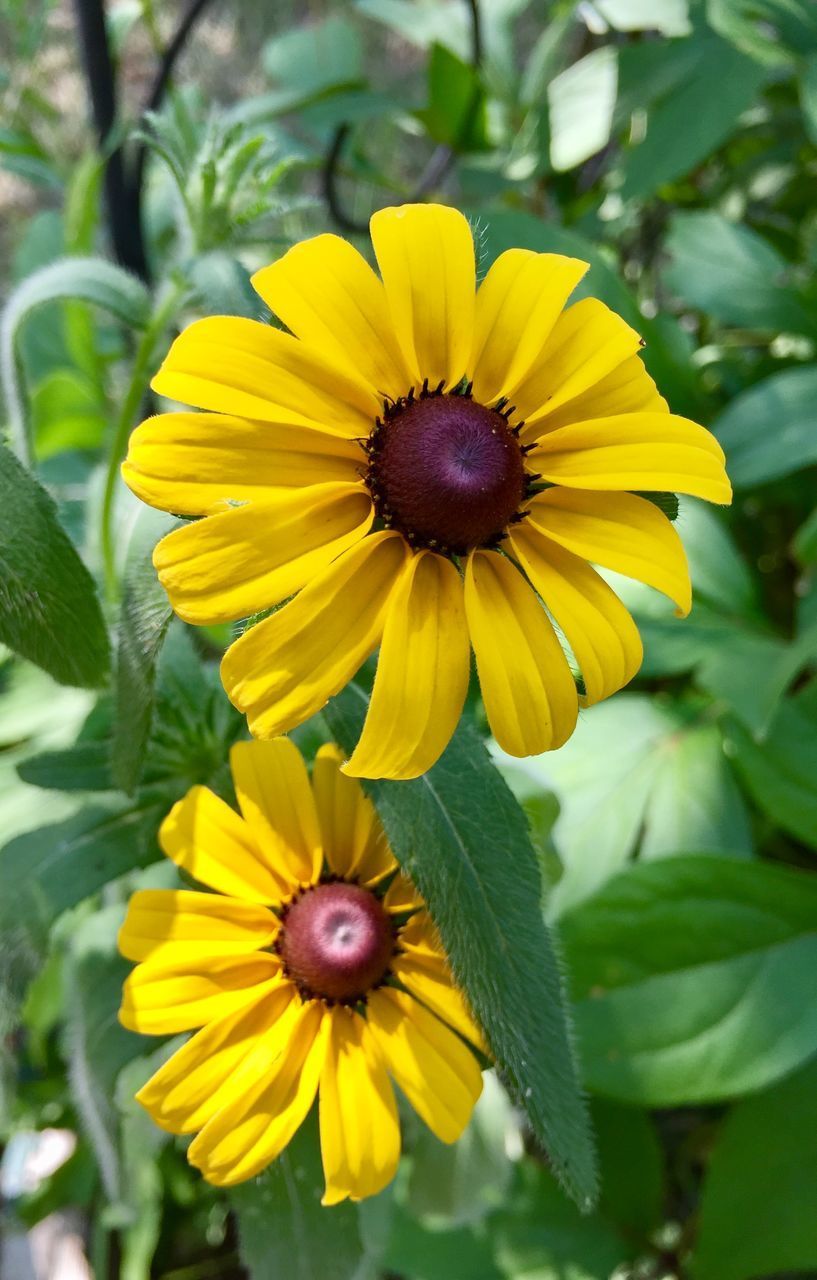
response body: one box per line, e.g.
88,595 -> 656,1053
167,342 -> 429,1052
100,278 -> 186,603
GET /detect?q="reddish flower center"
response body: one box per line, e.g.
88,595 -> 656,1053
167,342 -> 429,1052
280,882 -> 394,1002
367,392 -> 527,553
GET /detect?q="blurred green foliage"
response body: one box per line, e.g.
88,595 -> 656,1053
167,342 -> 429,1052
3,0 -> 817,1277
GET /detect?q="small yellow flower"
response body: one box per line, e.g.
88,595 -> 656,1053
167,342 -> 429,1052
123,204 -> 731,779
118,738 -> 484,1201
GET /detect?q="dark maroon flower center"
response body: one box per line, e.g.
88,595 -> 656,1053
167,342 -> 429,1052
279,882 -> 394,1002
366,392 -> 527,553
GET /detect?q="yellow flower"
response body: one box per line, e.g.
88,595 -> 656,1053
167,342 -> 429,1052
118,738 -> 484,1202
123,204 -> 731,779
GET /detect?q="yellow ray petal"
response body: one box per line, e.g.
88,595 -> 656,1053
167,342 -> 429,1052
311,743 -> 395,885
515,299 -> 644,440
528,413 -> 732,504
118,890 -> 278,966
344,551 -> 470,781
230,739 -> 323,891
392,953 -> 487,1054
531,354 -> 667,436
384,873 -> 424,916
121,412 -> 363,517
151,317 -> 380,437
370,204 -> 475,389
527,487 -> 691,615
252,235 -> 413,401
135,983 -> 296,1134
509,524 -> 643,706
367,988 -> 482,1143
120,952 -> 284,1035
152,483 -> 373,625
464,550 -> 578,757
319,1006 -> 400,1205
189,999 -> 328,1186
221,532 -> 408,740
159,786 -> 290,903
470,249 -> 588,405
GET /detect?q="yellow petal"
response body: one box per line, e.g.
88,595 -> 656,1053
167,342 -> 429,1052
529,412 -> 732,504
153,483 -> 374,625
252,235 -> 413,400
319,1006 -> 400,1205
367,988 -> 482,1144
344,551 -> 470,781
527,487 -> 691,615
230,739 -> 323,891
464,550 -> 578,757
509,523 -> 643,706
122,412 -> 362,517
470,249 -> 588,405
118,889 -> 278,965
391,953 -> 487,1054
160,786 -> 290,903
515,299 -> 644,440
189,999 -> 328,1186
135,983 -> 296,1134
370,204 -> 475,389
384,873 -> 424,915
221,531 -> 407,740
120,952 -> 283,1034
532,354 -> 667,435
311,743 -> 395,885
151,317 -> 380,436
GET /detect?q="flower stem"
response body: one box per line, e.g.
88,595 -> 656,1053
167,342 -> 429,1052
100,278 -> 187,603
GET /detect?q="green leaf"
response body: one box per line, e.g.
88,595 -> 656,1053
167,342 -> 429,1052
0,444 -> 110,688
17,740 -> 114,792
406,1072 -> 518,1228
493,1162 -> 631,1279
801,52 -> 817,143
714,366 -> 817,488
663,211 -> 816,336
1,256 -> 150,464
324,682 -> 598,1211
548,46 -> 618,172
262,14 -> 364,104
384,1205 -> 501,1280
112,510 -> 176,794
725,681 -> 817,849
692,1057 -> 817,1280
497,695 -> 752,915
30,367 -> 108,458
619,34 -> 768,200
230,1111 -> 367,1280
560,855 -> 817,1104
0,798 -> 164,953
592,1099 -> 664,1239
418,43 -> 488,151
597,0 -> 691,33
354,0 -> 472,57
709,0 -> 817,64
63,907 -> 151,1203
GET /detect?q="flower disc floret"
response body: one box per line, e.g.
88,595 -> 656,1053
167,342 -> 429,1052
366,389 -> 528,553
280,881 -> 394,1002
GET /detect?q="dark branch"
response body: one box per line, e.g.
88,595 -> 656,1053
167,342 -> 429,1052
72,0 -> 149,278
323,0 -> 484,234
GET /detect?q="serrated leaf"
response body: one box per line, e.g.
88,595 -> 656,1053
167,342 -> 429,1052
324,682 -> 598,1211
0,444 -> 110,688
560,855 -> 817,1104
113,510 -> 177,794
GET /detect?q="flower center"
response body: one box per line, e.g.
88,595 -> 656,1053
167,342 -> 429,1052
366,391 -> 527,554
279,882 -> 394,1002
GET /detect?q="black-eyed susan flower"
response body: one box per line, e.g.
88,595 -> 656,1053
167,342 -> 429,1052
123,204 -> 732,779
118,738 -> 484,1201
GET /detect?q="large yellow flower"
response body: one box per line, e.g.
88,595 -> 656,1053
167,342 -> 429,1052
118,738 -> 484,1201
124,204 -> 731,779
